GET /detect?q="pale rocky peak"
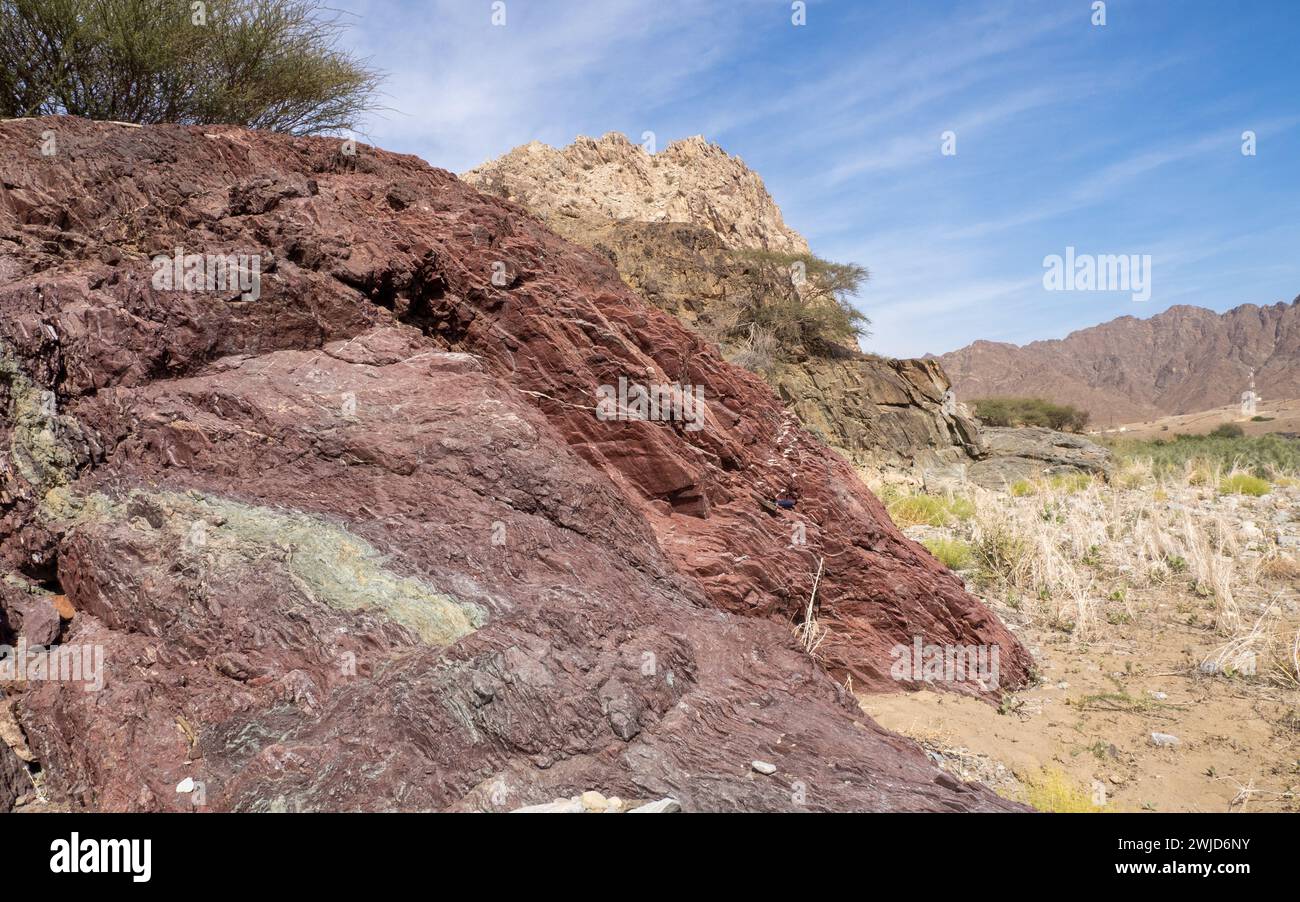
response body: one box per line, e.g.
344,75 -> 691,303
462,131 -> 809,253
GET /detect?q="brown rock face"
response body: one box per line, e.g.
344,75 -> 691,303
0,117 -> 1029,812
464,137 -> 987,479
967,427 -> 1115,489
936,301 -> 1300,424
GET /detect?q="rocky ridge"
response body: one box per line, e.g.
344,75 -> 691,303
462,132 -> 809,253
936,300 -> 1300,425
0,117 -> 1031,812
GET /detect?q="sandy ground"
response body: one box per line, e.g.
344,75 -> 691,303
861,602 -> 1300,812
858,477 -> 1300,813
1095,398 -> 1300,441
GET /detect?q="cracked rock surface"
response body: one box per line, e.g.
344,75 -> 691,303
0,117 -> 1029,811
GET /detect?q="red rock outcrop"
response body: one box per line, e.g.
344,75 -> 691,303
0,117 -> 1030,811
464,134 -> 991,481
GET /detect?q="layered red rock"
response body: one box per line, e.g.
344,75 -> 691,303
0,117 -> 1030,811
464,136 -> 991,480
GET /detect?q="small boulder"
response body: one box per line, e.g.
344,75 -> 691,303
579,790 -> 609,812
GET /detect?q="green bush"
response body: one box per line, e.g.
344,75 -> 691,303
1025,767 -> 1107,813
922,537 -> 974,570
723,249 -> 869,353
973,397 -> 1090,433
0,0 -> 382,134
1048,472 -> 1094,493
887,493 -> 974,527
1101,433 -> 1300,479
1209,423 -> 1245,438
1219,473 -> 1270,497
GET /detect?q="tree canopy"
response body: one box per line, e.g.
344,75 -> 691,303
0,0 -> 382,134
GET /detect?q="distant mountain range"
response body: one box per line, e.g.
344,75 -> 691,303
933,299 -> 1300,425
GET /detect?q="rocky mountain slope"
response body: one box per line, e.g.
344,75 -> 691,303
0,117 -> 1030,812
936,300 -> 1300,425
464,133 -> 988,479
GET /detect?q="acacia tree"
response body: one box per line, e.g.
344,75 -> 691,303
0,0 -> 382,134
727,249 -> 870,353
973,397 -> 1091,433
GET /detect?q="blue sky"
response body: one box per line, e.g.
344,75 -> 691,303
336,0 -> 1300,358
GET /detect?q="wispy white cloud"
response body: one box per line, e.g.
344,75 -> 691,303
332,0 -> 1300,359
944,115 -> 1300,241
825,85 -> 1063,182
343,0 -> 739,171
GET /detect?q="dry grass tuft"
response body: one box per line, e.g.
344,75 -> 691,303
1203,604 -> 1300,689
794,557 -> 828,657
1024,767 -> 1107,812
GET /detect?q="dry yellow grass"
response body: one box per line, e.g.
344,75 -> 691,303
938,460 -> 1297,643
1024,767 -> 1107,812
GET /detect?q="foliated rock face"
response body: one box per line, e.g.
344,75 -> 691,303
0,117 -> 1029,812
464,136 -> 988,479
44,487 -> 488,646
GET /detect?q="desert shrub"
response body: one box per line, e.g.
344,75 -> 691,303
1006,472 -> 1095,496
1048,472 -> 1094,493
1261,554 -> 1300,582
1115,456 -> 1154,489
1219,473 -> 1270,496
720,249 -> 869,353
923,537 -> 973,570
973,397 -> 1090,432
1209,423 -> 1245,438
887,494 -> 946,526
969,515 -> 1033,584
1009,480 -> 1036,497
1204,610 -> 1300,689
0,0 -> 382,134
723,324 -> 777,376
1251,415 -> 1273,422
947,496 -> 976,520
1024,768 -> 1106,812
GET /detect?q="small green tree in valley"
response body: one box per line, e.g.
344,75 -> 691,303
973,397 -> 1091,433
